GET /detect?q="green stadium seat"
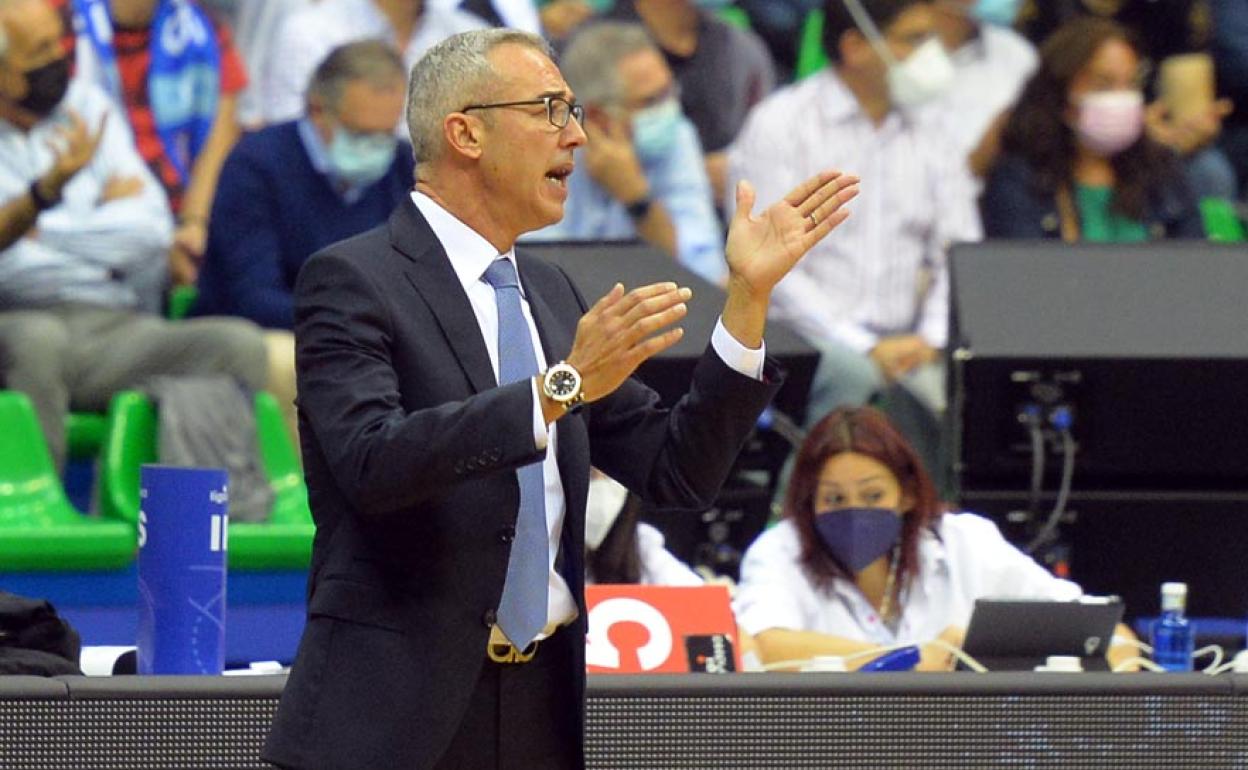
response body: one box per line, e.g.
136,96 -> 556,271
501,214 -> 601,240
0,391 -> 135,570
99,390 -> 314,570
1200,197 -> 1246,242
795,10 -> 829,80
65,411 -> 109,461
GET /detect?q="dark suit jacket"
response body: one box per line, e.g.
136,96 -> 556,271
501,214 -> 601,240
262,200 -> 781,770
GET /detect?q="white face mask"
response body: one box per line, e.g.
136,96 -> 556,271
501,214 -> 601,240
840,0 -> 955,108
886,37 -> 955,108
584,475 -> 630,551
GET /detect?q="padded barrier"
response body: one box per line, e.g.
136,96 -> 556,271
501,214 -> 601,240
3,673 -> 1248,768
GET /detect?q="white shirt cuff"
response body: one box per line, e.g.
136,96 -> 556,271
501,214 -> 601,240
711,317 -> 765,380
530,378 -> 549,449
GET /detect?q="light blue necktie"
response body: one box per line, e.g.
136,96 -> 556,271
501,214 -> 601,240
482,258 -> 549,648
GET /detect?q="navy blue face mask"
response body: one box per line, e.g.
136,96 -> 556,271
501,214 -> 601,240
813,507 -> 902,574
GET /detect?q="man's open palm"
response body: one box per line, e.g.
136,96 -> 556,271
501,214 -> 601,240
725,170 -> 859,297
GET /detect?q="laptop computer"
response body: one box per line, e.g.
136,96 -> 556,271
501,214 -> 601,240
961,596 -> 1125,672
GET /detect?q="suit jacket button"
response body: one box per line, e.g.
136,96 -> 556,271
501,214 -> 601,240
482,609 -> 497,627
454,460 -> 465,475
489,449 -> 501,462
499,525 -> 515,544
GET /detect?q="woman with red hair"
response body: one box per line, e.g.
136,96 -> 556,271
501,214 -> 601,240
735,406 -> 1134,671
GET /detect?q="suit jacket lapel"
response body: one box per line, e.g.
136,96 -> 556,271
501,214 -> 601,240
390,201 -> 496,394
518,252 -> 574,367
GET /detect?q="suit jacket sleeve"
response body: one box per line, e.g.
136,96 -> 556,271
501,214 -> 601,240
551,267 -> 783,513
294,249 -> 544,518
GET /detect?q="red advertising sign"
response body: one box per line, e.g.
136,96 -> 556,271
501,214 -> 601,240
585,585 -> 741,674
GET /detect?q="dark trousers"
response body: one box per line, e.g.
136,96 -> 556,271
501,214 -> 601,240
434,625 -> 582,770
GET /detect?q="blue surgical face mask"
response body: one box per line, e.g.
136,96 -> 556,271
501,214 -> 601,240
631,97 -> 682,163
813,507 -> 902,574
327,125 -> 397,188
971,0 -> 1023,27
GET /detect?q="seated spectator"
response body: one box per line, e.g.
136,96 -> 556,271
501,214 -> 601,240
735,0 -> 821,80
605,0 -> 777,201
1211,0 -> 1248,202
194,41 -> 413,331
0,0 -> 267,470
733,407 -> 1139,671
262,0 -> 487,128
528,21 -> 726,285
454,0 -> 542,33
981,17 -> 1205,241
230,0 -> 313,129
1016,0 -> 1238,202
193,41 -> 412,440
926,0 -> 1037,174
73,0 -> 248,291
585,471 -> 703,586
727,0 -> 980,447
533,0 -> 599,43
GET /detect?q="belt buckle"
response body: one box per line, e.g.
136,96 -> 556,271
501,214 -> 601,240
488,640 -> 538,664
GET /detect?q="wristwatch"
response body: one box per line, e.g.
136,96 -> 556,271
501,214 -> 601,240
624,196 -> 652,220
28,178 -> 61,211
542,361 -> 585,412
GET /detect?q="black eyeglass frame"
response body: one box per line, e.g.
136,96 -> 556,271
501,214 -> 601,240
460,95 -> 585,128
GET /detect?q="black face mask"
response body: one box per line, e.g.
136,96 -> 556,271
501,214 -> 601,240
16,56 -> 71,118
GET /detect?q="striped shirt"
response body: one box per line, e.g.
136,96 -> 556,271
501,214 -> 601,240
262,0 -> 487,129
726,69 -> 982,353
107,15 -> 248,212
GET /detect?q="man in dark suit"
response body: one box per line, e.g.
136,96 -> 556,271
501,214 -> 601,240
263,28 -> 858,770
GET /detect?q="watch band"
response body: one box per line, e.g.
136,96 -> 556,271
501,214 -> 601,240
28,179 -> 61,211
624,196 -> 652,220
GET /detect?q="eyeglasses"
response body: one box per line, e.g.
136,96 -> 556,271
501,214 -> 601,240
461,95 -> 585,128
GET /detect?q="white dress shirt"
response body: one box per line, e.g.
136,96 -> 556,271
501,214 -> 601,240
411,191 -> 763,630
0,79 -> 173,310
923,24 -> 1038,161
733,514 -> 1083,647
263,0 -> 487,128
232,0 -> 313,127
726,69 -> 982,354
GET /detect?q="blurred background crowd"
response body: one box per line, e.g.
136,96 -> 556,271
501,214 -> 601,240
1,0 -> 1246,669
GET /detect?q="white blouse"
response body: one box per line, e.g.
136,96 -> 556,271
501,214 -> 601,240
733,513 -> 1082,647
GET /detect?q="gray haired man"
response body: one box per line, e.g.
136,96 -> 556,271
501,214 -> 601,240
263,26 -> 857,770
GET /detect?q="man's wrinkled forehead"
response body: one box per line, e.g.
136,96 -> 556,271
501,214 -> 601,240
487,42 -> 575,102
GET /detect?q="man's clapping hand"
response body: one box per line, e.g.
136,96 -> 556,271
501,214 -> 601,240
36,109 -> 105,205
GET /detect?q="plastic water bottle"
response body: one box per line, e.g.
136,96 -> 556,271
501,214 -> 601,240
1151,582 -> 1194,672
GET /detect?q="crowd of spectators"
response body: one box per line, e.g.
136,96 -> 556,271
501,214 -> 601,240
0,0 -> 1244,661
